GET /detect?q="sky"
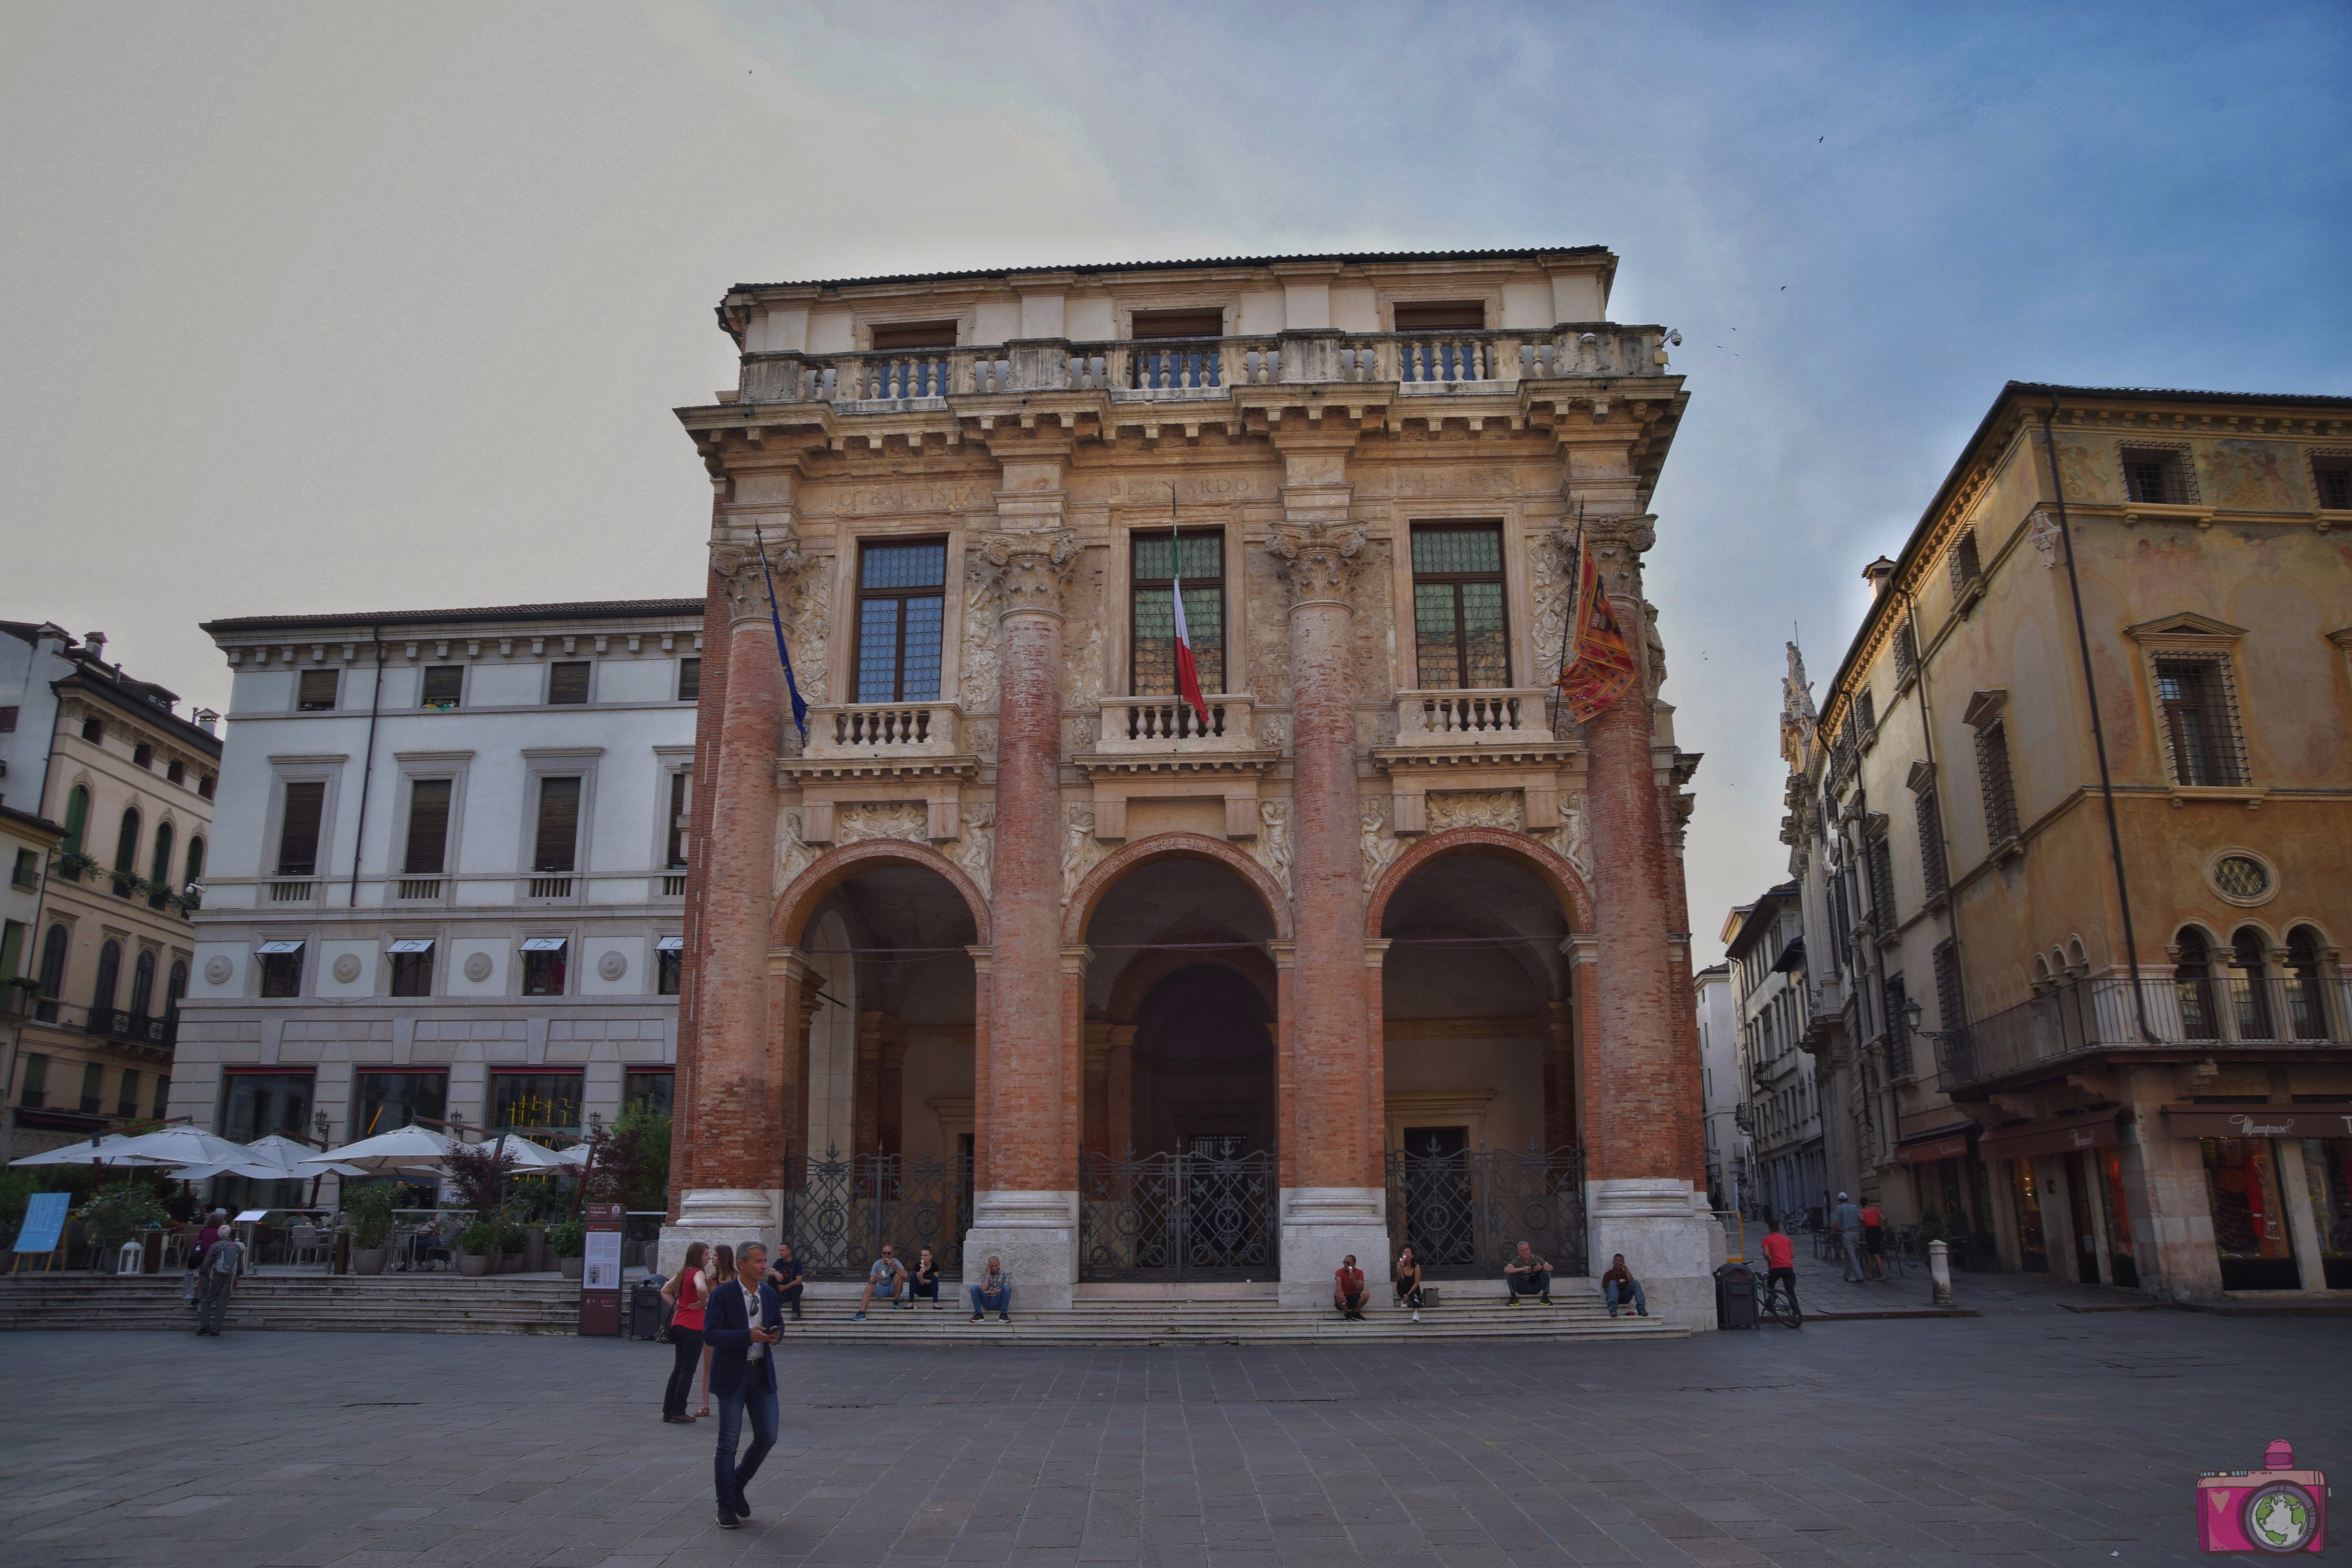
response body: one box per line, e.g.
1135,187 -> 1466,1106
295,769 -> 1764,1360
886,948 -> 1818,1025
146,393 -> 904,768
3,1 -> 2347,963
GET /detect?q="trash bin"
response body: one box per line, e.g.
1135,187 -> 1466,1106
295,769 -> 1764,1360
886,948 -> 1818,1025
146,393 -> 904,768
1714,1262 -> 1759,1330
630,1278 -> 666,1340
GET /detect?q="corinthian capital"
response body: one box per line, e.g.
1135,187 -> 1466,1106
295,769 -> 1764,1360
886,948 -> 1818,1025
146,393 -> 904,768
1583,513 -> 1658,556
710,531 -> 804,629
1266,521 -> 1367,608
976,528 -> 1078,619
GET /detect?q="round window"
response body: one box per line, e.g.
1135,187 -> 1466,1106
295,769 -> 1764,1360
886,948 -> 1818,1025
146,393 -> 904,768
2207,851 -> 2276,906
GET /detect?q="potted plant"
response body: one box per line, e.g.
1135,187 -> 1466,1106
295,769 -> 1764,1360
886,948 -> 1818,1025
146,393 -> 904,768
340,1183 -> 399,1276
497,1216 -> 528,1273
545,1219 -> 586,1280
456,1220 -> 500,1277
82,1180 -> 165,1268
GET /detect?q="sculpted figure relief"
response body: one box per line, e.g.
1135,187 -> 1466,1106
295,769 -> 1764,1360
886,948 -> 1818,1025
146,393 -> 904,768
1530,528 -> 1577,687
1359,802 -> 1402,895
774,806 -> 816,894
787,566 -> 831,705
1428,791 -> 1524,833
958,559 -> 1001,711
835,802 -> 929,846
951,802 -> 994,899
1247,799 -> 1293,897
1062,803 -> 1104,901
1538,805 -> 1593,885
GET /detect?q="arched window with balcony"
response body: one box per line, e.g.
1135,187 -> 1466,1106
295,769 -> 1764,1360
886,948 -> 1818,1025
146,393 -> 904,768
111,808 -> 141,897
149,822 -> 174,910
2231,926 -> 2274,1040
2174,927 -> 2218,1040
2286,926 -> 2331,1041
130,950 -> 156,1019
92,938 -> 122,1018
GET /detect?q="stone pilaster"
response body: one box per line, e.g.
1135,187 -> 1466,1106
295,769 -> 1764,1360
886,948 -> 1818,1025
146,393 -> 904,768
965,501 -> 1081,1307
1267,497 -> 1387,1303
1579,514 -> 1716,1327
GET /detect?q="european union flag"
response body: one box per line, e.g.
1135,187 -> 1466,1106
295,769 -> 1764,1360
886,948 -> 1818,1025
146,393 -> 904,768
752,524 -> 808,738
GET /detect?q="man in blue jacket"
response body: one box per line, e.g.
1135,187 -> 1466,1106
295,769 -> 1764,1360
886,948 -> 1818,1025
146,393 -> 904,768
702,1238 -> 783,1529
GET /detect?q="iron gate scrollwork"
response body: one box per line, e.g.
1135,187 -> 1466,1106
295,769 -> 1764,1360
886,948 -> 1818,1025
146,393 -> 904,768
779,1147 -> 970,1279
1384,1140 -> 1586,1277
1079,1140 -> 1279,1279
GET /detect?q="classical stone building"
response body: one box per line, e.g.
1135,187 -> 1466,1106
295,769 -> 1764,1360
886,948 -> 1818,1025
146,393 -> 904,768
1789,381 -> 2352,1301
668,248 -> 1717,1319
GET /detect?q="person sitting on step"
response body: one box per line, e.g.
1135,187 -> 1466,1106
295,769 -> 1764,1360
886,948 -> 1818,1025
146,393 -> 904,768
1503,1241 -> 1553,1305
1394,1245 -> 1425,1322
907,1247 -> 942,1308
1333,1254 -> 1368,1320
1601,1253 -> 1648,1318
852,1243 -> 908,1320
968,1254 -> 1011,1323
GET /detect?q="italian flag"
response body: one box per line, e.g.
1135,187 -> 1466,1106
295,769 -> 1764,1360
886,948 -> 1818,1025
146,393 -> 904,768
1170,531 -> 1210,730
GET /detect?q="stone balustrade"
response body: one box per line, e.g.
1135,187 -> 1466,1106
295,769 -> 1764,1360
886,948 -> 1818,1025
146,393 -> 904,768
801,701 -> 962,760
737,328 -> 1667,408
1390,688 -> 1558,747
1093,693 -> 1258,756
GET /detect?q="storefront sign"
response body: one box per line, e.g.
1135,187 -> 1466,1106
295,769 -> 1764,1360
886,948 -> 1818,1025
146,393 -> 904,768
1978,1116 -> 2118,1162
1893,1129 -> 1976,1165
578,1202 -> 624,1336
2160,1103 -> 2352,1139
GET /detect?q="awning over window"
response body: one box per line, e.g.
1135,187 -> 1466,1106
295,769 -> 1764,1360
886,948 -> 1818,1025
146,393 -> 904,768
1892,1125 -> 1977,1165
386,939 -> 434,955
519,937 -> 567,952
1977,1115 -> 2118,1163
255,940 -> 304,955
2161,1103 -> 2352,1140
656,936 -> 684,951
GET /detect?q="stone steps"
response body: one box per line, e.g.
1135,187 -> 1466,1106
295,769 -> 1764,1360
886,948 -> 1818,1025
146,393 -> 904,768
0,1275 -> 581,1336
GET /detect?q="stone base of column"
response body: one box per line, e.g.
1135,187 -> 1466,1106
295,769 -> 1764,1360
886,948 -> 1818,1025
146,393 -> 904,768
1587,1177 -> 1724,1330
965,1189 -> 1078,1312
1278,1187 -> 1389,1307
659,1187 -> 781,1277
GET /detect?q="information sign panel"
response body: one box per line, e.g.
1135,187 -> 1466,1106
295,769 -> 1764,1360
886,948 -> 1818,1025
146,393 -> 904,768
578,1202 -> 624,1336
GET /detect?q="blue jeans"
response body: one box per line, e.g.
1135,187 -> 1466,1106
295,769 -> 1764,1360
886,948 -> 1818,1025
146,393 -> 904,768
713,1376 -> 778,1507
1606,1279 -> 1646,1314
969,1284 -> 1009,1316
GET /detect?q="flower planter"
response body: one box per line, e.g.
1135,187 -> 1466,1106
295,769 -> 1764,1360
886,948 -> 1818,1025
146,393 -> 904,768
502,1253 -> 523,1274
352,1248 -> 387,1276
458,1252 -> 490,1278
559,1255 -> 584,1281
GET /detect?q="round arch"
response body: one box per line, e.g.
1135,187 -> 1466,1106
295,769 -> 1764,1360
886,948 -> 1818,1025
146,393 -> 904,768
771,838 -> 993,950
1061,832 -> 1294,947
1105,934 -> 1279,1024
1364,826 -> 1594,938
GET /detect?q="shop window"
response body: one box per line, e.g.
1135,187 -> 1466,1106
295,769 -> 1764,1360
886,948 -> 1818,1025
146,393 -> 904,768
2299,1138 -> 2352,1290
1410,523 -> 1509,690
403,779 -> 453,874
2097,1149 -> 2139,1289
2201,1137 -> 2301,1290
623,1069 -> 674,1118
491,1070 -> 581,1132
547,661 -> 592,705
388,938 -> 434,997
1131,530 -> 1225,696
2153,656 -> 2245,787
420,666 -> 464,710
219,1070 -> 314,1143
297,669 -> 340,711
676,658 -> 700,702
2010,1158 -> 2047,1271
521,937 -> 568,996
275,782 -> 325,877
853,540 -> 947,704
352,1070 -> 447,1138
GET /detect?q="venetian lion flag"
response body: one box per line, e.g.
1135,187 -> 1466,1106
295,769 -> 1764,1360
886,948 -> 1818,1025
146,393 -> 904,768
1169,519 -> 1211,731
1556,531 -> 1640,724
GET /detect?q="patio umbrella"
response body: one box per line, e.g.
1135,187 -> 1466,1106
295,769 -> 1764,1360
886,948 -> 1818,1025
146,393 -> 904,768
552,1143 -> 591,1168
9,1135 -> 178,1168
102,1125 -> 258,1170
299,1124 -> 452,1174
487,1133 -> 572,1172
246,1134 -> 368,1179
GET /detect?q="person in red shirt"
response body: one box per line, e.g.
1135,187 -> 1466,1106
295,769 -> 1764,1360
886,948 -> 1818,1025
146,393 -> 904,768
1332,1255 -> 1368,1320
1859,1201 -> 1887,1281
1758,1218 -> 1799,1318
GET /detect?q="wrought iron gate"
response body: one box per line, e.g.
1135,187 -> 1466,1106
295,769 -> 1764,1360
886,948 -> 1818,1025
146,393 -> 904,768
779,1148 -> 970,1279
1078,1141 -> 1279,1280
1384,1140 -> 1586,1277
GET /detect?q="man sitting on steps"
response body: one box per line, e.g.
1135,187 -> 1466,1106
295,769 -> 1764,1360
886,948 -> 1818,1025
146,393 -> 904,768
1503,1241 -> 1553,1305
1333,1255 -> 1368,1320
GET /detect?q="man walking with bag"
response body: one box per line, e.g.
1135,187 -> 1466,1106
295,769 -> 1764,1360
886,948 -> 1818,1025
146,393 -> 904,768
194,1222 -> 245,1336
702,1240 -> 783,1530
1831,1191 -> 1866,1284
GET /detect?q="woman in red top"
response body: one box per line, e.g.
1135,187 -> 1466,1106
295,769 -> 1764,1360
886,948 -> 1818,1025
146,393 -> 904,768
660,1242 -> 710,1424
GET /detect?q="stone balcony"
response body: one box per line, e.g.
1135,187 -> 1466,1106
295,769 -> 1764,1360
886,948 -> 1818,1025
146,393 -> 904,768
1374,688 -> 1579,835
1389,688 -> 1557,749
1076,694 -> 1276,843
780,701 -> 978,844
802,701 -> 961,760
1093,694 -> 1259,757
737,327 -> 1671,412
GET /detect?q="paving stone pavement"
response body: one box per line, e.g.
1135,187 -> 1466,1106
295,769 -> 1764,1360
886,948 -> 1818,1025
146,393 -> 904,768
2,1310 -> 2347,1568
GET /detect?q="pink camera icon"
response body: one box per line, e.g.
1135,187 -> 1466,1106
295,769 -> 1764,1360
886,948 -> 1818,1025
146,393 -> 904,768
2198,1440 -> 2327,1554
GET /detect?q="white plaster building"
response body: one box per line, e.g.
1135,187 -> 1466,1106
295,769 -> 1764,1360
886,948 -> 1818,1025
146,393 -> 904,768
172,600 -> 703,1168
1725,882 -> 1826,1225
1694,962 -> 1746,1212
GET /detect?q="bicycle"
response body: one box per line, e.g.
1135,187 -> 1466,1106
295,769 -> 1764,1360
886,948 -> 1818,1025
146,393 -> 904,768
1758,1269 -> 1803,1330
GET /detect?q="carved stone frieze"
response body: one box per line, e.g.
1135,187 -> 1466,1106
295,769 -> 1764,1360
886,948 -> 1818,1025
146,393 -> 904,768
976,528 -> 1079,619
788,564 -> 832,704
1265,521 -> 1366,608
1530,528 -> 1577,688
1246,799 -> 1294,897
710,531 -> 805,630
835,802 -> 930,846
958,559 -> 1002,711
1428,790 -> 1524,833
775,806 -> 817,894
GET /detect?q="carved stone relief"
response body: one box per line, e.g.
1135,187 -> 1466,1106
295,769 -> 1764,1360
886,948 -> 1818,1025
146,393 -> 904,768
1065,615 -> 1105,713
1246,799 -> 1293,898
1349,535 -> 1396,703
835,802 -> 929,846
1241,548 -> 1294,707
710,531 -> 804,630
976,528 -> 1079,618
951,802 -> 994,900
775,806 -> 817,894
958,555 -> 1002,712
1530,528 -> 1577,688
1359,801 -> 1403,896
597,950 -> 628,982
1427,790 -> 1524,833
787,564 -> 832,705
1062,803 -> 1104,902
463,952 -> 494,983
1266,520 -> 1367,607
1537,801 -> 1593,885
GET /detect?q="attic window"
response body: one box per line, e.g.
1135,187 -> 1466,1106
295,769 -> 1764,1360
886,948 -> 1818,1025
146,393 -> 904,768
868,321 -> 957,351
1393,301 -> 1486,332
1130,310 -> 1225,341
2120,446 -> 2191,506
132,744 -> 154,769
2314,460 -> 2352,511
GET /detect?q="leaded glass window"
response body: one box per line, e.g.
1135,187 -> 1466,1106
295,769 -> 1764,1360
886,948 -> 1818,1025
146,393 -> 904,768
855,540 -> 947,703
1130,530 -> 1224,695
1410,523 -> 1509,689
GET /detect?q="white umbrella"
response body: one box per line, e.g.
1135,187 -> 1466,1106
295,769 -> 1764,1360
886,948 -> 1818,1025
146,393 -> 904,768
487,1133 -> 571,1172
103,1125 -> 257,1170
247,1134 -> 368,1180
552,1143 -> 591,1168
300,1125 -> 452,1174
9,1135 -> 178,1168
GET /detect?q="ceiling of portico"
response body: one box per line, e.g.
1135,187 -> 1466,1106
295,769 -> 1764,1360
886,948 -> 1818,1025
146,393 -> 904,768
1380,851 -> 1566,1019
814,863 -> 978,1027
1082,856 -> 1277,1018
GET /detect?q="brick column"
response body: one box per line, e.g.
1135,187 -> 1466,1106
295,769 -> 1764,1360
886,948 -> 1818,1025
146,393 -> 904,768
964,517 -> 1082,1308
1267,512 -> 1389,1303
664,530 -> 803,1269
1579,515 -> 1718,1326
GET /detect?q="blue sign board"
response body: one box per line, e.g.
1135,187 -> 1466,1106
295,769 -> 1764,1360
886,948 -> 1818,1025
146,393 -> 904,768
12,1192 -> 68,1255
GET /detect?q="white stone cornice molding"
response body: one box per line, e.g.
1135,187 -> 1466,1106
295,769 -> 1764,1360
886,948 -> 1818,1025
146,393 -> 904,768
710,532 -> 805,630
975,528 -> 1078,620
1265,520 -> 1367,610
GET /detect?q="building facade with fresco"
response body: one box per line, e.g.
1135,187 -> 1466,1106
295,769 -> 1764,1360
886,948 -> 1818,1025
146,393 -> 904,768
1786,381 -> 2352,1301
665,247 -> 1722,1319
